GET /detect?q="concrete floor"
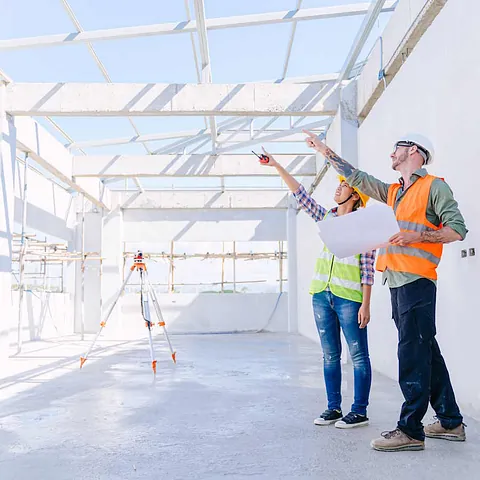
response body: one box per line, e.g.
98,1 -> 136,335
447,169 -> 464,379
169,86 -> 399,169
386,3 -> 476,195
0,333 -> 478,480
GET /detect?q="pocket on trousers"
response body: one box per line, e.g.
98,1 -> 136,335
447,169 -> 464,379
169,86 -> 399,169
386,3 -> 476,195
412,305 -> 436,342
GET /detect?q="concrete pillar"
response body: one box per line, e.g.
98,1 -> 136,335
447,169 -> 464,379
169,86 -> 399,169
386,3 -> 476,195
0,83 -> 16,356
286,196 -> 298,333
101,208 -> 124,328
339,80 -> 360,365
74,205 -> 103,334
339,79 -> 359,168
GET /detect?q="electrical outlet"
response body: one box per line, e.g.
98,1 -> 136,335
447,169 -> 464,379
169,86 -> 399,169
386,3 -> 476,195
469,248 -> 476,256
461,249 -> 467,258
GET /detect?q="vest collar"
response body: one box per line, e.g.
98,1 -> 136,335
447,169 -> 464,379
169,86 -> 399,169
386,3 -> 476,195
398,168 -> 428,186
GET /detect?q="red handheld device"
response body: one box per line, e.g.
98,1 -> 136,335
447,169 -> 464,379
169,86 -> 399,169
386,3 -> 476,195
252,150 -> 270,164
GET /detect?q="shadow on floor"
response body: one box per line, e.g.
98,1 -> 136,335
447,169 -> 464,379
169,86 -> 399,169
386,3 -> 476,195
0,334 -> 478,480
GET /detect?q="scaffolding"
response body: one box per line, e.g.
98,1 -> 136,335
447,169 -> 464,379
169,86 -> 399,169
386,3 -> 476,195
12,235 -> 101,266
123,241 -> 288,294
12,233 -> 101,353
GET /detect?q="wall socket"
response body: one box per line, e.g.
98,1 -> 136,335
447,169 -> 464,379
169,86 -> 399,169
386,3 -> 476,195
469,248 -> 476,256
461,249 -> 467,258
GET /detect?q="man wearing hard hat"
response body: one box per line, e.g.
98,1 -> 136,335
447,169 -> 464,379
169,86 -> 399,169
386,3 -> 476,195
258,147 -> 375,430
303,130 -> 468,452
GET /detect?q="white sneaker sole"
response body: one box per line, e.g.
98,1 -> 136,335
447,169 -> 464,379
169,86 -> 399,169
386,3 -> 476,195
314,418 -> 340,426
335,420 -> 369,429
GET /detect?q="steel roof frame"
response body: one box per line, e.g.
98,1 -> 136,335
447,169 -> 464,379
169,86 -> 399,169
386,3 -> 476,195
1,0 -> 397,185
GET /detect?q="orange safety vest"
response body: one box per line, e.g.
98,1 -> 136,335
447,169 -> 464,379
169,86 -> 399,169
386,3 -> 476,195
376,174 -> 443,280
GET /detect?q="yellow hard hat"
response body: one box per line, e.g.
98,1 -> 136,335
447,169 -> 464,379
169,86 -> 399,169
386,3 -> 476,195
338,175 -> 369,207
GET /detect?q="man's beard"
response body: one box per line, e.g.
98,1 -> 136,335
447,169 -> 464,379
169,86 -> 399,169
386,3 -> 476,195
391,151 -> 408,170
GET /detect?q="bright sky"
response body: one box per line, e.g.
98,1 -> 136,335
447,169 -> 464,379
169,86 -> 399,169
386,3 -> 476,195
1,0 -> 392,189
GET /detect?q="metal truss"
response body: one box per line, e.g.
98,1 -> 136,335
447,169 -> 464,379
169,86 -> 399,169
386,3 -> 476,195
1,0 -> 397,188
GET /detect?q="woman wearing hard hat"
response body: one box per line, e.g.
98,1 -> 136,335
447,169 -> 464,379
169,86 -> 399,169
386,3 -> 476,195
257,147 -> 375,430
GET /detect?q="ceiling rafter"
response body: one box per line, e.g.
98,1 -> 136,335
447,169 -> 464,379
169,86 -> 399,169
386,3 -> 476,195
193,0 -> 217,153
59,0 -> 146,192
0,2 -> 397,51
1,0 -> 399,186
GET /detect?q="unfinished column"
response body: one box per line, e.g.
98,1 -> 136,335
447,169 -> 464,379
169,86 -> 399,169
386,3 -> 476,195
0,81 -> 16,356
338,79 -> 359,167
325,79 -> 360,364
74,203 -> 103,334
286,196 -> 298,333
101,208 -> 124,329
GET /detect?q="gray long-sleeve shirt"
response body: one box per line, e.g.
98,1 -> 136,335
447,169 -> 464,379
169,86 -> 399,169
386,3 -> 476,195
347,168 -> 468,288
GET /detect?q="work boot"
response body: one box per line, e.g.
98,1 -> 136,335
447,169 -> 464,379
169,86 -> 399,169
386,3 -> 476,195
425,420 -> 466,442
314,409 -> 342,426
370,428 -> 425,452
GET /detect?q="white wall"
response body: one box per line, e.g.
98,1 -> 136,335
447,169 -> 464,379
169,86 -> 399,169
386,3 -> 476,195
11,292 -> 74,349
0,85 -> 16,358
97,293 -> 288,338
123,209 -> 287,242
112,209 -> 289,335
14,162 -> 75,242
356,0 -> 479,418
358,0 -> 432,113
75,205 -> 290,335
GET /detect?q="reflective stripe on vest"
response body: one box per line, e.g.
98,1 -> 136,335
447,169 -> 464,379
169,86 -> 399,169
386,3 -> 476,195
310,212 -> 363,303
376,174 -> 443,280
312,272 -> 363,292
378,245 -> 440,265
397,220 -> 436,233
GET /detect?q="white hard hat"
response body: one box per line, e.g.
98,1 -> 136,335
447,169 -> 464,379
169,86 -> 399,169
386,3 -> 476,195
396,133 -> 434,165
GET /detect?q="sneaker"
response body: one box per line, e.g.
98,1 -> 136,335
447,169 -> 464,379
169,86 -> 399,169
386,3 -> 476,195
314,409 -> 342,426
335,412 -> 369,429
370,428 -> 425,452
425,420 -> 466,442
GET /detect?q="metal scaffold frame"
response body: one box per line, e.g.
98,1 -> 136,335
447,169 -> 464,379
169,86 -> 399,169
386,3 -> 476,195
123,242 -> 288,294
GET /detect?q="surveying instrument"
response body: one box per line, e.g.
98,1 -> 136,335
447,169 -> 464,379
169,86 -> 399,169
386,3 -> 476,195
79,250 -> 176,374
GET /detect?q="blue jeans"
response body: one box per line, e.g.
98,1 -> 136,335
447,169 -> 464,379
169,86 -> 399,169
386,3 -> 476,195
312,291 -> 372,416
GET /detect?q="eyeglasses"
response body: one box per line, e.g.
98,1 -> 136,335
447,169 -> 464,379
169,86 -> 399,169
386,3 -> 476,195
394,140 -> 429,162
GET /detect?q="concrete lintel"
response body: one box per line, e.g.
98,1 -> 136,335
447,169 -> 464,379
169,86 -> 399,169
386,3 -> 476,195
5,83 -> 339,117
70,129 -> 325,149
72,154 -> 317,178
111,190 -> 289,209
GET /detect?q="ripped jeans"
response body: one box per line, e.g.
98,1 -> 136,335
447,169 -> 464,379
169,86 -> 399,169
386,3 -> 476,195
391,279 -> 463,441
312,291 -> 371,416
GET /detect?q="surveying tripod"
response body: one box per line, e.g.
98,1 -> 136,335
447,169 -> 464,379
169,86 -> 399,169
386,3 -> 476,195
79,251 -> 176,374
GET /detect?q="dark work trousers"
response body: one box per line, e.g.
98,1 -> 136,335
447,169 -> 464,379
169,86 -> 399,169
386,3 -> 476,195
390,278 -> 463,441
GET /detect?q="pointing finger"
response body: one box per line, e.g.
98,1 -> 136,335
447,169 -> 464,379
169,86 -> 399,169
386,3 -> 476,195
302,129 -> 317,138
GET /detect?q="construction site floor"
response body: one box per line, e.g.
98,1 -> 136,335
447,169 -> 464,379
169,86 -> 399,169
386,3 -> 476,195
0,333 -> 479,480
